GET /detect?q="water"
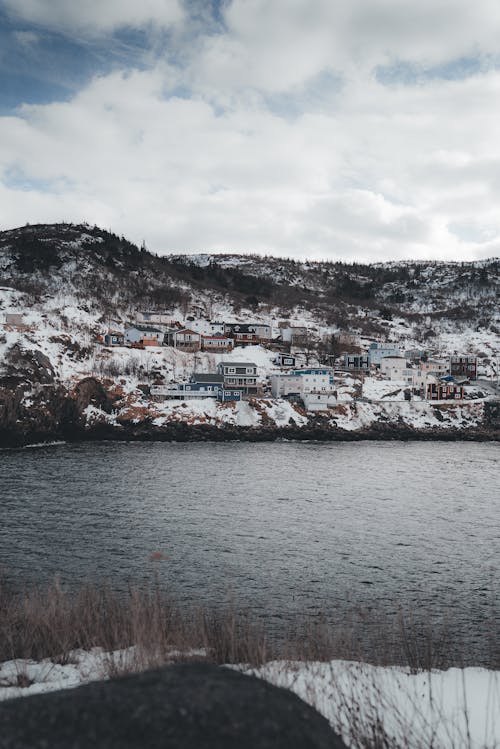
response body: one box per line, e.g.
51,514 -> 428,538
1,440 -> 499,657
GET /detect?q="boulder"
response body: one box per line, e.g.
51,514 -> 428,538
0,663 -> 346,749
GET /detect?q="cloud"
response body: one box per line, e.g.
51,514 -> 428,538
1,0 -> 500,261
189,0 -> 500,98
0,0 -> 184,35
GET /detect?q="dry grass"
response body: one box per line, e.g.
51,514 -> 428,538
1,577 -> 499,672
0,577 -> 271,670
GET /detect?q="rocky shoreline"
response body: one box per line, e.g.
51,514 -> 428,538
1,376 -> 499,448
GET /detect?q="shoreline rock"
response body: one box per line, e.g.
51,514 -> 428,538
1,377 -> 499,448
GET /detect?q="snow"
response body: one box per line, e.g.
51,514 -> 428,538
361,378 -> 409,401
247,660 -> 500,749
1,650 -> 499,748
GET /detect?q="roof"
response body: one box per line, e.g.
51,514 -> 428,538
129,324 -> 162,333
176,328 -> 200,336
226,324 -> 257,333
191,373 -> 224,384
219,361 -> 257,368
201,333 -> 231,339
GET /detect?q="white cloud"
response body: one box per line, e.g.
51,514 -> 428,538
1,1 -> 500,261
1,0 -> 184,34
189,0 -> 500,97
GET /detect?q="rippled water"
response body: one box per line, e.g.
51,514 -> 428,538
1,440 -> 499,656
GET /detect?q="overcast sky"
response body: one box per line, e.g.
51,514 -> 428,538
1,0 -> 500,261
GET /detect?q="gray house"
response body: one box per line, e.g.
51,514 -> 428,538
217,361 -> 258,394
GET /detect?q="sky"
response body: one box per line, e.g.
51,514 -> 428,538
1,1 -> 500,262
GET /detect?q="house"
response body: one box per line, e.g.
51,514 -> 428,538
223,322 -> 272,343
450,355 -> 477,381
380,356 -> 414,385
270,367 -> 334,397
247,323 -> 272,340
186,320 -> 225,336
137,311 -> 174,325
302,392 -> 337,412
150,382 -> 218,400
404,348 -> 426,362
291,367 -> 334,390
224,324 -> 259,346
164,328 -> 202,351
420,359 -> 449,376
273,353 -> 296,368
217,361 -> 258,394
412,370 -> 437,392
368,342 -> 402,366
189,373 -> 224,391
4,313 -> 25,329
340,354 -> 370,373
125,325 -> 163,346
278,325 -> 309,345
218,388 -> 242,402
150,373 -> 242,403
427,383 -> 464,401
103,330 -> 125,346
270,373 -> 304,398
201,334 -> 234,352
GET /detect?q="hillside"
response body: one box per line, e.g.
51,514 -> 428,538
0,222 -> 498,446
1,222 -> 499,351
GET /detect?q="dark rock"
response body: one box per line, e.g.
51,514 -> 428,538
0,663 -> 346,749
72,377 -> 112,414
485,399 -> 500,427
3,344 -> 55,384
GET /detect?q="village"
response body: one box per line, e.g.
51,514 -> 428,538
94,312 -> 498,413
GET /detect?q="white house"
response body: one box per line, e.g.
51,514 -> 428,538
302,392 -> 337,412
270,367 -> 334,397
368,343 -> 402,366
137,311 -> 173,325
412,370 -> 438,393
270,374 -> 304,397
380,356 -> 414,385
184,320 -> 225,336
124,325 -> 163,345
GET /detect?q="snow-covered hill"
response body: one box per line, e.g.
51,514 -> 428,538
0,223 -> 498,446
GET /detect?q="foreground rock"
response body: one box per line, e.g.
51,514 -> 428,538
0,663 -> 346,749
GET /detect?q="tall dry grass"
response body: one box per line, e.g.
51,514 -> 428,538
0,576 -> 270,670
1,576 -> 499,672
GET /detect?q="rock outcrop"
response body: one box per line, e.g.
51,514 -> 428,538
0,663 -> 346,749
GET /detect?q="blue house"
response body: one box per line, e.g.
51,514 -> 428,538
189,373 -> 224,393
218,388 -> 242,402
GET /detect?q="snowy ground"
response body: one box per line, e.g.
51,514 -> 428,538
1,650 -> 499,748
84,391 -> 487,433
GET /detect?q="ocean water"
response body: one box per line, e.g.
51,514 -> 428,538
1,440 -> 499,657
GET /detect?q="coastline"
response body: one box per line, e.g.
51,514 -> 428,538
1,376 -> 499,448
1,419 -> 499,449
